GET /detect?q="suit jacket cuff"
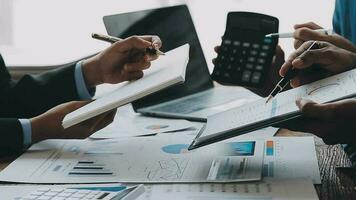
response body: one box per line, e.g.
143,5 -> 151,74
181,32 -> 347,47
75,61 -> 96,100
19,119 -> 32,148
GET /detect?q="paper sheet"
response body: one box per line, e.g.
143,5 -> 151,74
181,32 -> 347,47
90,104 -> 195,139
0,135 -> 264,183
260,137 -> 321,184
0,183 -> 141,200
138,178 -> 318,200
198,68 -> 356,142
62,44 -> 189,128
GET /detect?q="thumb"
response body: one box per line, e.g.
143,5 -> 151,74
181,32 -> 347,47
62,101 -> 90,114
114,36 -> 152,52
296,98 -> 332,120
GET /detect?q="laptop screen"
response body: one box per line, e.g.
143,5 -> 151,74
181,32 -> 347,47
103,4 -> 213,110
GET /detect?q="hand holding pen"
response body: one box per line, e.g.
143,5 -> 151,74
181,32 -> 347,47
265,40 -> 320,103
92,33 -> 165,56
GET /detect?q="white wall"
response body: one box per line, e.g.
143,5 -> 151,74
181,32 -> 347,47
0,0 -> 335,69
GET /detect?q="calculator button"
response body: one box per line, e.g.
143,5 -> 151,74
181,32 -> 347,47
230,57 -> 235,62
246,64 -> 253,69
220,55 -> 225,60
239,58 -> 244,63
252,44 -> 260,49
251,72 -> 262,83
233,41 -> 240,46
264,37 -> 272,43
255,65 -> 263,70
260,52 -> 268,57
222,46 -> 229,52
232,49 -> 237,54
262,45 -> 270,50
257,58 -> 265,64
242,71 -> 252,82
236,66 -> 242,71
223,40 -> 232,45
214,71 -> 220,76
250,50 -> 258,56
224,73 -> 231,78
247,57 -> 256,62
242,42 -> 250,47
226,64 -> 232,70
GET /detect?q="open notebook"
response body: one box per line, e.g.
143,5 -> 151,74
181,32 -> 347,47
62,44 -> 189,128
189,68 -> 356,149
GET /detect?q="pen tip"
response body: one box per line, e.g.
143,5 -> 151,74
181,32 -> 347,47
265,95 -> 273,104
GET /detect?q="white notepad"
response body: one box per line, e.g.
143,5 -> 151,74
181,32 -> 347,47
62,44 -> 190,128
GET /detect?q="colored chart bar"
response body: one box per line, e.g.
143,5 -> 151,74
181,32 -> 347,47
266,141 -> 274,156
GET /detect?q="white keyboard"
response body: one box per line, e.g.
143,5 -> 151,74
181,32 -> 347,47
20,185 -> 144,200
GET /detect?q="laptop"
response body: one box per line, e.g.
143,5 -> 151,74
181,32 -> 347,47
103,5 -> 258,122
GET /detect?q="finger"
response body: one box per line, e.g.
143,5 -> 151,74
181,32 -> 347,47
293,39 -> 304,49
140,35 -> 162,49
126,71 -> 144,81
124,60 -> 151,72
296,98 -> 333,120
293,27 -> 327,42
321,99 -> 356,120
212,58 -> 217,65
62,101 -> 89,114
291,49 -> 334,71
114,36 -> 152,52
214,46 -> 220,53
289,68 -> 327,87
294,22 -> 323,30
279,41 -> 315,76
92,109 -> 117,133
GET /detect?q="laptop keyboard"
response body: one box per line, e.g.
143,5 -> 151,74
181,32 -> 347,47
151,88 -> 252,114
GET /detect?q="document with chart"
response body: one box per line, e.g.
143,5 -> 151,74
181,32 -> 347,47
190,68 -> 356,149
0,135 -> 264,183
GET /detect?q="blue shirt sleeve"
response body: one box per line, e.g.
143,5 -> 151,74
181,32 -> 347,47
74,61 -> 96,100
19,119 -> 32,148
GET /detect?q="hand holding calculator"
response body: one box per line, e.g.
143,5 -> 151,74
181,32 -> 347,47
212,12 -> 279,88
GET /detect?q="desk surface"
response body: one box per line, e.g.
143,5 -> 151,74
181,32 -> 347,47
1,129 -> 355,200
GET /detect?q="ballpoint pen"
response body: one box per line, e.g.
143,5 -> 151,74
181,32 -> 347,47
91,33 -> 165,56
265,29 -> 333,38
265,40 -> 320,104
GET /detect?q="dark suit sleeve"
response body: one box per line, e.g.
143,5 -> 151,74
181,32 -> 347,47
0,54 -> 82,118
0,119 -> 24,156
0,53 -> 83,155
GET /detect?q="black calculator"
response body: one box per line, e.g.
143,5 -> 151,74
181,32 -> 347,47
212,12 -> 279,88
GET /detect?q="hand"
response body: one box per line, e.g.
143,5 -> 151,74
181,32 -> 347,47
30,101 -> 116,143
293,22 -> 356,52
82,35 -> 162,88
212,45 -> 285,97
277,98 -> 356,145
280,40 -> 356,87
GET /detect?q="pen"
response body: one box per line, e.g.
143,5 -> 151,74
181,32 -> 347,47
265,29 -> 333,38
265,40 -> 320,104
91,33 -> 165,56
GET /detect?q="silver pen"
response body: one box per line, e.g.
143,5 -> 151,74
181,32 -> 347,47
92,33 -> 165,56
